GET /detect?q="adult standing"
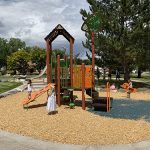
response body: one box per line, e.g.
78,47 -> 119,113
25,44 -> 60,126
116,69 -> 120,80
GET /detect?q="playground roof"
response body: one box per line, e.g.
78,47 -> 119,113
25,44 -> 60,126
44,24 -> 75,43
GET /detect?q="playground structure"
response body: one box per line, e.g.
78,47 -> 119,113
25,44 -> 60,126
31,66 -> 47,80
22,24 -> 112,112
44,24 -> 112,112
22,83 -> 54,108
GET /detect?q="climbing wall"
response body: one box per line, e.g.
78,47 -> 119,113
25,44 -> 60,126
73,65 -> 92,89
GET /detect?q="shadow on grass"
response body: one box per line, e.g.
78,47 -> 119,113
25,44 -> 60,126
87,99 -> 150,122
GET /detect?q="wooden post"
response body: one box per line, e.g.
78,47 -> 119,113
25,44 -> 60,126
109,83 -> 110,111
46,40 -> 51,84
82,63 -> 85,110
106,82 -> 108,112
106,82 -> 110,112
57,55 -> 61,106
91,32 -> 95,90
70,38 -> 73,87
127,92 -> 130,98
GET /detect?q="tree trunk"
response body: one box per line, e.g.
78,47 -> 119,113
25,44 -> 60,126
124,64 -> 130,81
137,68 -> 142,78
103,68 -> 106,80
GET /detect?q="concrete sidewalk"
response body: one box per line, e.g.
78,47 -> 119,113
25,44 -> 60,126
0,131 -> 150,150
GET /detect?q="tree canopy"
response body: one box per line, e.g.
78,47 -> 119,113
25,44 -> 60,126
80,0 -> 150,80
0,37 -> 26,69
29,46 -> 46,73
7,49 -> 31,75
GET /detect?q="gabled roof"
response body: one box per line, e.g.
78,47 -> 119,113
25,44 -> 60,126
44,24 -> 75,43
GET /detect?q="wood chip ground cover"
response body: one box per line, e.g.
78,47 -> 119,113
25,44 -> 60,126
0,91 -> 149,145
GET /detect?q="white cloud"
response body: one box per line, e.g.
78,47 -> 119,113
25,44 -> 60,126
0,0 -> 89,52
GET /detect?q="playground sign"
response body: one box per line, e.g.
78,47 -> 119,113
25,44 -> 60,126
81,13 -> 101,32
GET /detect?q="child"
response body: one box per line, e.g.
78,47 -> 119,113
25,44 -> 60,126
128,79 -> 133,89
27,79 -> 32,99
127,79 -> 133,98
110,83 -> 117,92
47,88 -> 56,115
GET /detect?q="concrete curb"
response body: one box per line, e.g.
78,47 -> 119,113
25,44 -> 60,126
0,130 -> 150,150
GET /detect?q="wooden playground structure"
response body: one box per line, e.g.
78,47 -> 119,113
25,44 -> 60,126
44,24 -> 112,112
22,24 -> 112,112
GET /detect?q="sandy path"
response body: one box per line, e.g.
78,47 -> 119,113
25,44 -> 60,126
0,91 -> 149,145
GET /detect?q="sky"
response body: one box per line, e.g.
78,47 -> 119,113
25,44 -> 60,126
0,0 -> 90,58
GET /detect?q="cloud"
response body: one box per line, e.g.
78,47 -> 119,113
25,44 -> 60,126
0,21 -> 4,27
0,0 -> 89,55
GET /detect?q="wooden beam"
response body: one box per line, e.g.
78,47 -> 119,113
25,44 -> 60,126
70,38 -> 73,88
106,82 -> 110,112
46,40 -> 51,84
82,63 -> 85,110
57,55 -> 61,106
91,32 -> 95,89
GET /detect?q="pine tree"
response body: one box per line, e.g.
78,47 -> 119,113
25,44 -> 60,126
80,0 -> 149,81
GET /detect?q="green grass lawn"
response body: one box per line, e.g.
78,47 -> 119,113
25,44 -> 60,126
95,78 -> 150,89
0,82 -> 22,94
130,72 -> 150,82
0,76 -> 14,81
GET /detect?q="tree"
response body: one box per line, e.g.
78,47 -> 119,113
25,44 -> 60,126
0,38 -> 9,68
29,46 -> 46,73
74,58 -> 91,65
80,0 -> 149,81
96,67 -> 100,83
52,49 -> 65,59
8,38 -> 26,54
7,49 -> 30,75
130,0 -> 150,77
0,37 -> 26,69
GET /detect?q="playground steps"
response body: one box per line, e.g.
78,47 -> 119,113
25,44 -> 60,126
86,89 -> 99,99
31,78 -> 47,90
32,78 -> 46,83
92,97 -> 113,111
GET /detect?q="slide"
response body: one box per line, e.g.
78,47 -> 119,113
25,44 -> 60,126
18,66 -> 47,92
22,83 -> 54,105
32,66 -> 47,80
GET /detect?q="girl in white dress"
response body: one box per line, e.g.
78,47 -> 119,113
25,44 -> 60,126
47,88 -> 56,115
27,79 -> 32,99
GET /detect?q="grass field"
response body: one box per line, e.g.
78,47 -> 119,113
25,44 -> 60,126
96,78 -> 150,89
0,82 -> 22,94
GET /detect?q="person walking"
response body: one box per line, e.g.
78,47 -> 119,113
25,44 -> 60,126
116,69 -> 120,80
